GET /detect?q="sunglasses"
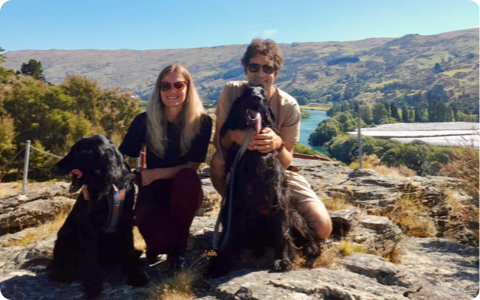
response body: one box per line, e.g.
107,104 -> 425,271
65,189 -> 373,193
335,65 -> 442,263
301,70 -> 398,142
160,81 -> 188,92
247,63 -> 275,75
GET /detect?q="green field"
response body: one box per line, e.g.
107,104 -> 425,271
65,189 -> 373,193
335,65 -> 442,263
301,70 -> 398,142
444,69 -> 471,77
300,105 -> 330,111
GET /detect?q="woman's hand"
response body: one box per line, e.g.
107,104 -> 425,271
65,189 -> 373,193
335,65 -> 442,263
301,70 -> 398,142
249,127 -> 282,153
140,169 -> 158,186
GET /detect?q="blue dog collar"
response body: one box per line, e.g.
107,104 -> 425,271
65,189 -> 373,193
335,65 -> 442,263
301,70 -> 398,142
103,184 -> 125,233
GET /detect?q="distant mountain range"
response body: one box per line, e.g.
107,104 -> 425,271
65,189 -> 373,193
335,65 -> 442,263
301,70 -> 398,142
4,28 -> 478,108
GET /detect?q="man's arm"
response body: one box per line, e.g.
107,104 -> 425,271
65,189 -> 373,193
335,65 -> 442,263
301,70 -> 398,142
250,127 -> 293,169
215,117 -> 255,152
213,117 -> 225,151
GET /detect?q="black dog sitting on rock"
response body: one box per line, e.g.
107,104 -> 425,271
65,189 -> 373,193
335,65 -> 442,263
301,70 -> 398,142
210,85 -> 321,277
27,135 -> 147,298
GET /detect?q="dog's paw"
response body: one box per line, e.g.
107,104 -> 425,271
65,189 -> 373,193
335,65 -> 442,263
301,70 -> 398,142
127,270 -> 148,287
272,259 -> 292,272
83,281 -> 103,299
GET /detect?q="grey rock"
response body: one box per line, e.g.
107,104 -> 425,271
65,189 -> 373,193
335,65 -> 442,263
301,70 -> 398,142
339,253 -> 417,287
0,197 -> 75,235
0,158 -> 478,299
349,214 -> 403,255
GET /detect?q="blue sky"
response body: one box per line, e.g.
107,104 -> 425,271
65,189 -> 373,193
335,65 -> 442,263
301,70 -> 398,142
0,0 -> 478,51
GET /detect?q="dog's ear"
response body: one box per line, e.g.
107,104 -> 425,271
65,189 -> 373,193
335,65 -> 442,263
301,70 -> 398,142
101,146 -> 124,184
220,99 -> 245,138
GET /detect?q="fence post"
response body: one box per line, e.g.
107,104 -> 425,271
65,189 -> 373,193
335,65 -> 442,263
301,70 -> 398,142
357,114 -> 362,169
22,140 -> 31,195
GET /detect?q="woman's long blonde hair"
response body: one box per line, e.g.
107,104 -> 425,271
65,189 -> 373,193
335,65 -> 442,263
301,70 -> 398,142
146,64 -> 205,158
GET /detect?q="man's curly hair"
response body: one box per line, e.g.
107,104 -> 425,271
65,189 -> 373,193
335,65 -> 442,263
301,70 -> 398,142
241,38 -> 283,76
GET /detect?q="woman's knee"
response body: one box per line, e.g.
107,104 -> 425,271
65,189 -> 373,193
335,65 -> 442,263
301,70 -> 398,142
173,168 -> 201,188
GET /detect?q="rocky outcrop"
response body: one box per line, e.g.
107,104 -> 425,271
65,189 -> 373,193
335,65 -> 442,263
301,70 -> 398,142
0,182 -> 76,235
0,159 -> 478,300
201,238 -> 478,300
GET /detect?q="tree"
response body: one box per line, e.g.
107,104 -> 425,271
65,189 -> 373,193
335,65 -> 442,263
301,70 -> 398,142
309,118 -> 342,146
451,103 -> 459,121
61,75 -> 103,127
0,47 -> 6,64
384,102 -> 391,117
0,115 -> 16,168
2,76 -> 78,152
373,103 -> 388,124
327,103 -> 342,117
20,59 -> 46,82
100,87 -> 140,145
335,112 -> 356,132
433,63 -> 443,74
296,96 -> 308,105
445,106 -> 454,122
402,104 -> 409,123
414,104 -> 427,122
390,102 -> 401,122
408,109 -> 414,122
426,85 -> 448,102
359,104 -> 373,124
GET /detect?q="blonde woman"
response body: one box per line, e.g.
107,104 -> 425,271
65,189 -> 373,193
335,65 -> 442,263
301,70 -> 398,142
119,65 -> 212,272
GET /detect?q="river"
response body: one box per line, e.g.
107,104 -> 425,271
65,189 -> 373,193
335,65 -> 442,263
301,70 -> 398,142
299,110 -> 330,156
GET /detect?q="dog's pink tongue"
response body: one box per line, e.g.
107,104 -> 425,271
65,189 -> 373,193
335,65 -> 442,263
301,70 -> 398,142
70,169 -> 83,178
254,113 -> 262,135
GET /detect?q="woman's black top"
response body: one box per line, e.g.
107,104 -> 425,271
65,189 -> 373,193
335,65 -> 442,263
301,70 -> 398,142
119,112 -> 212,169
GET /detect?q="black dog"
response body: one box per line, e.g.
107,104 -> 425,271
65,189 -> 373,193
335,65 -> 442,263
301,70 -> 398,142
210,85 -> 320,277
44,135 -> 146,297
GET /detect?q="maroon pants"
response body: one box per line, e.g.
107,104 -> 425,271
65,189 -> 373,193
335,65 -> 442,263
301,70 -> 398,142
135,168 -> 203,256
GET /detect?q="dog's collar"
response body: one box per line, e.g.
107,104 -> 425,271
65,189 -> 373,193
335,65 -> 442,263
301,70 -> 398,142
103,184 -> 125,233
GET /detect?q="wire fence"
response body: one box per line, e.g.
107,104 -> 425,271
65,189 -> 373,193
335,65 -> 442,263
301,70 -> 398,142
30,145 -> 63,159
0,147 -> 25,171
1,140 -> 141,196
0,141 -> 65,195
2,138 -> 330,196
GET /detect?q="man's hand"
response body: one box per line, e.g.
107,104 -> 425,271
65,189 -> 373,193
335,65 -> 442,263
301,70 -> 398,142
248,127 -> 282,153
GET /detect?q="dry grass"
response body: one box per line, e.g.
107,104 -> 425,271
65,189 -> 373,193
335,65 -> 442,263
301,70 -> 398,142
443,188 -> 464,215
147,251 -> 216,300
147,271 -> 199,300
2,207 -> 69,247
312,244 -> 339,268
322,196 -> 354,211
133,226 -> 146,252
385,196 -> 437,238
439,137 -> 479,246
383,243 -> 403,263
349,154 -> 416,177
338,239 -> 366,256
197,190 -> 222,216
0,182 -> 22,198
440,136 -> 479,200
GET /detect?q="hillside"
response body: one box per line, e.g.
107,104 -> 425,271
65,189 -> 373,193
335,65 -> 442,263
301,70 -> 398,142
3,28 -> 478,110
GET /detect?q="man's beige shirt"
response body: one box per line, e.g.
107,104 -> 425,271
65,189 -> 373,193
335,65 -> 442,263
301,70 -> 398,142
215,81 -> 301,142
